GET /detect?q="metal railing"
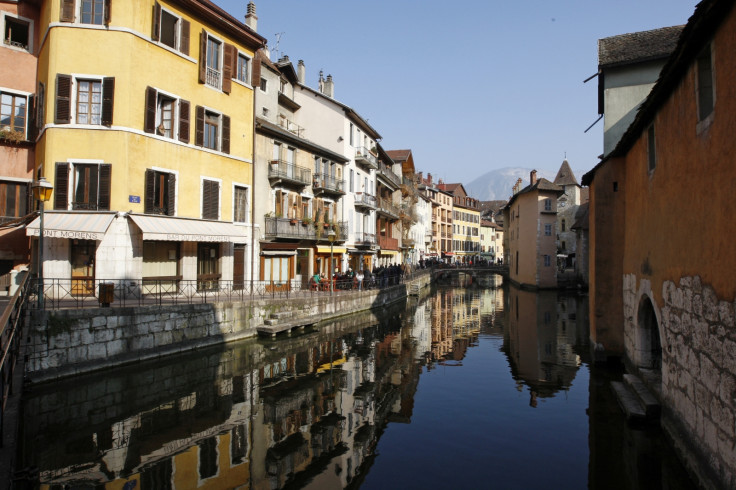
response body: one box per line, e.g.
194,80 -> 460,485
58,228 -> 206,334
28,270 -> 430,311
354,147 -> 378,168
377,162 -> 402,188
268,160 -> 311,186
0,270 -> 30,446
376,197 -> 400,218
354,231 -> 376,246
313,174 -> 346,194
378,235 -> 399,250
265,216 -> 317,240
354,192 -> 377,209
206,66 -> 221,89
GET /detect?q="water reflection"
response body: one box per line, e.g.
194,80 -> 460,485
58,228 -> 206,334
19,282 -> 693,489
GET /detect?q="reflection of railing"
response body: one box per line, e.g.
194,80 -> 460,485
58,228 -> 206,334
268,160 -> 311,186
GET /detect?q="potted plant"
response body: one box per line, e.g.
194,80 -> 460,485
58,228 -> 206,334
301,216 -> 313,226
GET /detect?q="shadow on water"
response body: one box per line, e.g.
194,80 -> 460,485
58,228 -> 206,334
16,281 -> 694,489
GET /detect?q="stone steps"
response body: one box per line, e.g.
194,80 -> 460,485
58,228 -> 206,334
611,373 -> 661,424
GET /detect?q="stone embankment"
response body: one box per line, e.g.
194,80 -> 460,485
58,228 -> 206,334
25,273 -> 432,384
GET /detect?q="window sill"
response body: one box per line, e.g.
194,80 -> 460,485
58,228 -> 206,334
696,110 -> 714,135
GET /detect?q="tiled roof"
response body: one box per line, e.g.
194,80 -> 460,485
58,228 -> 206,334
504,178 -> 563,209
386,150 -> 411,162
553,160 -> 579,186
598,25 -> 684,68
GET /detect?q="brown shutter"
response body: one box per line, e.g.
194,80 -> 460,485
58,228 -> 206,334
152,1 -> 161,41
180,19 -> 190,55
167,173 -> 176,216
144,169 -> 154,213
60,0 -> 75,22
195,105 -> 204,146
36,82 -> 45,130
222,43 -> 234,94
144,86 -> 157,134
251,50 -> 262,87
198,29 -> 207,84
178,99 -> 190,143
221,114 -> 230,154
104,0 -> 111,25
203,180 -> 219,220
27,95 -> 36,141
99,164 -> 111,210
54,162 -> 69,210
101,77 -> 115,126
55,74 -> 72,124
202,180 -> 210,218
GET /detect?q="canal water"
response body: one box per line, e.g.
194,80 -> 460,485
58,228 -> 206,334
17,282 -> 695,489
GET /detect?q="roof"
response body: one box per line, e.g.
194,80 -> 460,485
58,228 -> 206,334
504,178 -> 563,209
553,160 -> 579,186
437,182 -> 468,197
571,202 -> 590,230
583,0 -> 729,186
176,0 -> 267,47
256,118 -> 348,163
386,150 -> 411,162
598,25 -> 685,68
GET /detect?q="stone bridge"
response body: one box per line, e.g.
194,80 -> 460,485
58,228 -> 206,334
431,266 -> 508,286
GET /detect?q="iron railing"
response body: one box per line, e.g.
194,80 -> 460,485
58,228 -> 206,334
377,162 -> 402,188
354,232 -> 376,246
354,192 -> 377,209
313,174 -> 346,195
268,160 -> 311,186
354,147 -> 378,169
376,197 -> 400,218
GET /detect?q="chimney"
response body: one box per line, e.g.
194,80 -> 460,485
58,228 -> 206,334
297,60 -> 305,84
324,74 -> 334,98
318,70 -> 325,94
245,2 -> 257,31
530,170 -> 537,185
427,173 -> 432,185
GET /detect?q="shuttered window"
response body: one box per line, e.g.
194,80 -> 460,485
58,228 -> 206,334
194,106 -> 229,154
0,181 -> 29,222
72,163 -> 111,210
55,74 -> 114,125
152,2 -> 190,55
144,87 -> 189,142
198,29 -> 236,93
233,185 -> 248,223
145,169 -> 176,216
202,179 -> 219,220
54,162 -> 69,210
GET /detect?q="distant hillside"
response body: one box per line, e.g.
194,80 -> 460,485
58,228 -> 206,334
465,166 -> 586,200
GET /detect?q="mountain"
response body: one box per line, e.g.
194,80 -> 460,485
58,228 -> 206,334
465,166 -> 587,201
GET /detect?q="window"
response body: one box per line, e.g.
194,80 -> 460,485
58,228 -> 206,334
696,44 -> 714,122
544,223 -> 552,236
234,185 -> 248,223
349,169 -> 354,192
205,36 -> 221,88
1,91 -> 27,139
561,219 -> 566,232
53,162 -> 111,211
0,180 -> 29,223
349,123 -> 354,146
202,179 -> 220,220
145,169 -> 176,216
198,30 -> 236,94
3,13 -> 31,51
80,0 -> 106,25
544,255 -> 551,267
152,3 -> 190,55
259,77 -> 267,92
236,54 -> 250,84
144,87 -> 189,143
647,124 -> 656,172
544,198 -> 552,211
55,74 -> 114,126
195,106 -> 229,153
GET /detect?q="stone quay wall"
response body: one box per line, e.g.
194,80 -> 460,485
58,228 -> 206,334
25,272 -> 432,384
623,273 -> 736,489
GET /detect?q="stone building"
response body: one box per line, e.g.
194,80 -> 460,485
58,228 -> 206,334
582,0 -> 736,486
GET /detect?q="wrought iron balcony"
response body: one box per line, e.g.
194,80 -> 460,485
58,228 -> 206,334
378,235 -> 399,251
355,147 -> 378,169
277,116 -> 304,137
313,173 -> 346,195
354,192 -> 377,210
354,231 -> 376,247
377,162 -> 402,189
265,216 -> 317,240
376,196 -> 400,219
268,160 -> 311,187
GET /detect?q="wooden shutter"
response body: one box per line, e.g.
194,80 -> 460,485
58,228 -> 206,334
144,169 -> 154,213
221,114 -> 230,154
180,19 -> 190,55
222,43 -> 235,94
194,105 -> 204,146
275,190 -> 283,217
55,74 -> 72,124
203,180 -> 219,220
252,49 -> 262,88
101,77 -> 115,126
60,0 -> 75,22
167,173 -> 176,216
54,163 -> 69,210
27,95 -> 37,141
104,0 -> 111,25
144,86 -> 157,134
178,99 -> 190,143
98,164 -> 111,210
198,29 -> 207,84
152,1 -> 161,41
36,82 -> 45,130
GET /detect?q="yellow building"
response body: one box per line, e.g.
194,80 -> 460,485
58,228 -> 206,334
28,0 -> 265,294
438,183 -> 480,264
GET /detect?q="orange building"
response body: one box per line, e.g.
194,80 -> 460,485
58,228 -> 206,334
582,0 -> 736,486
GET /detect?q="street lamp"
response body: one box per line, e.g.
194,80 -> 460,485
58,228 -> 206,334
327,229 -> 336,295
32,177 -> 53,309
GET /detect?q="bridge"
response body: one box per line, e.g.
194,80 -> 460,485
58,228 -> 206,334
431,265 -> 509,285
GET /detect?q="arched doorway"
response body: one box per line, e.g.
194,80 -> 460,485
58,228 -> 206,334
637,297 -> 662,370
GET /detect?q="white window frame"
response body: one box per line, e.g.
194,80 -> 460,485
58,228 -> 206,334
78,0 -> 106,26
155,88 -> 180,140
232,182 -> 250,224
0,87 -> 31,139
66,158 -> 105,211
70,73 -> 104,126
235,51 -> 252,87
200,176 -> 222,220
205,32 -> 224,90
158,6 -> 183,52
2,11 -> 33,53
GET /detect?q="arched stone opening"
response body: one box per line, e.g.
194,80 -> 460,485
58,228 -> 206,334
636,296 -> 662,371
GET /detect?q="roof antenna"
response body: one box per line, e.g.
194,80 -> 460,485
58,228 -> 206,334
273,32 -> 284,59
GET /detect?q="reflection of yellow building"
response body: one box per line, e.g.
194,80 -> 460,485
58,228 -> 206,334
31,0 -> 265,291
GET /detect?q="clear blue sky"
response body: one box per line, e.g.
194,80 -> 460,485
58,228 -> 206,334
215,0 -> 699,184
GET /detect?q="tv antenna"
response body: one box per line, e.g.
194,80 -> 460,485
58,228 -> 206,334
273,32 -> 285,59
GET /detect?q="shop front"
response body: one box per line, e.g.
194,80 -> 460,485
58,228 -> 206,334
348,249 -> 374,273
315,246 -> 346,279
259,243 -> 299,292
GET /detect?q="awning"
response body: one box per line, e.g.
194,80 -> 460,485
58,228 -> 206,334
380,250 -> 399,256
261,250 -> 297,256
26,211 -> 116,240
128,214 -> 247,243
316,246 -> 347,254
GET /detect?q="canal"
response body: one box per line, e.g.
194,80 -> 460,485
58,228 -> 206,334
17,282 -> 695,489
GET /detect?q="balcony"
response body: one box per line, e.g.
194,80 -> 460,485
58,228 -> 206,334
355,147 -> 378,169
313,173 -> 346,196
377,235 -> 399,251
354,231 -> 376,247
376,196 -> 400,219
268,160 -> 311,187
206,67 -> 221,90
354,192 -> 377,211
265,217 -> 348,242
377,162 -> 402,189
277,116 -> 304,137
